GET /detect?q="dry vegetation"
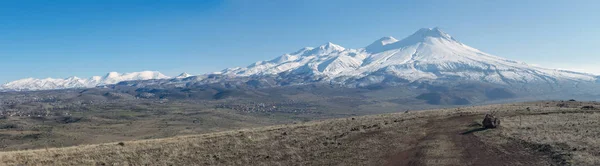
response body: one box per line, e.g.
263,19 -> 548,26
0,110 -> 435,165
493,101 -> 600,165
0,85 -> 445,152
0,101 -> 598,165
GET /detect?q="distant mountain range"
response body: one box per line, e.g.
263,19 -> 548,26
0,71 -> 170,91
2,27 -> 598,94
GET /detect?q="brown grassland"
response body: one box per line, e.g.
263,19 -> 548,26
0,100 -> 598,165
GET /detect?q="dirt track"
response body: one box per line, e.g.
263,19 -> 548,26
385,115 -> 555,166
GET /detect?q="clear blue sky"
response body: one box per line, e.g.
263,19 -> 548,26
1,0 -> 599,83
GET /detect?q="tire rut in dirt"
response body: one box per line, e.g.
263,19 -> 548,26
385,115 -> 555,166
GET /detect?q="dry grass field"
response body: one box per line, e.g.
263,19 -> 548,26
496,101 -> 600,165
0,100 -> 598,165
0,85 -> 446,152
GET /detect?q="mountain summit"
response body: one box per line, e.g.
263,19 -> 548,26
410,27 -> 454,40
176,72 -> 194,78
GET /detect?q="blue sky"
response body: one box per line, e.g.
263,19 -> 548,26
1,0 -> 599,83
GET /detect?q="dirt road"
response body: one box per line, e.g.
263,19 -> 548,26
385,115 -> 554,166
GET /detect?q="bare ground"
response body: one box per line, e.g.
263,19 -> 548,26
1,101 -> 596,165
386,115 -> 554,166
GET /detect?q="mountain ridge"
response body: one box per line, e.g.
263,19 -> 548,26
1,71 -> 169,91
2,27 -> 598,92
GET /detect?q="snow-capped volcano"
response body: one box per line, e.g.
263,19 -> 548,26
1,71 -> 169,91
222,27 -> 597,85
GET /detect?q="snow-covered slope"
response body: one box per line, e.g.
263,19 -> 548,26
222,27 -> 597,85
1,71 -> 169,91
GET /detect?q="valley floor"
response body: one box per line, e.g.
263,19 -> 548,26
0,101 -> 598,165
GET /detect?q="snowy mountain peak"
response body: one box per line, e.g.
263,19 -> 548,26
284,42 -> 347,57
377,36 -> 399,45
366,36 -> 399,53
312,42 -> 345,55
411,27 -> 453,40
66,76 -> 81,80
177,72 -> 194,78
270,54 -> 299,64
366,28 -> 458,53
320,42 -> 344,50
101,71 -> 168,83
104,72 -> 120,79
